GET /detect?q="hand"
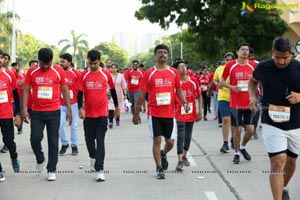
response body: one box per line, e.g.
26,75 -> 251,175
286,92 -> 300,105
232,86 -> 241,93
132,113 -> 141,125
22,110 -> 30,123
66,109 -> 72,125
79,108 -> 85,119
195,112 -> 202,122
14,114 -> 22,127
114,107 -> 120,119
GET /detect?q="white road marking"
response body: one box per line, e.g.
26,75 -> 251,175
187,152 -> 197,166
205,191 -> 218,200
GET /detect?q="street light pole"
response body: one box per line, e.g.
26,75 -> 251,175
12,0 -> 16,62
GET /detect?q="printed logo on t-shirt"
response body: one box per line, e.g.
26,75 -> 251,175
0,91 -> 8,103
35,76 -> 53,84
86,81 -> 103,90
0,80 -> 7,89
155,78 -> 172,87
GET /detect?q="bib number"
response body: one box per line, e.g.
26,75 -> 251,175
38,86 -> 53,99
131,78 -> 139,85
268,104 -> 290,123
237,80 -> 248,92
156,92 -> 171,106
0,91 -> 8,103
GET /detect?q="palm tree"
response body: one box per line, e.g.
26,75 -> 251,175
58,30 -> 89,68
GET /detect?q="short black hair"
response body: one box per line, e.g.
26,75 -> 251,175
3,53 -> 10,60
11,62 -> 18,67
272,37 -> 292,52
38,48 -> 53,63
59,53 -> 72,62
132,60 -> 139,64
87,50 -> 101,61
236,42 -> 249,51
29,60 -> 38,66
249,47 -> 255,54
0,49 -> 3,56
154,44 -> 169,54
173,60 -> 185,69
139,64 -> 144,68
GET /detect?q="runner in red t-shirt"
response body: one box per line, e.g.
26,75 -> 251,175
173,60 -> 202,171
198,65 -> 210,120
132,44 -> 189,179
78,50 -> 119,182
0,50 -> 22,180
58,53 -> 81,156
22,48 -> 72,181
221,42 -> 257,165
124,60 -> 144,115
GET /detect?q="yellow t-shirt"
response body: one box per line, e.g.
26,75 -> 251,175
214,65 -> 230,102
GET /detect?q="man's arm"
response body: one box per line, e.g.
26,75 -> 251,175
22,85 -> 31,123
248,76 -> 259,112
61,85 -> 72,125
132,90 -> 146,124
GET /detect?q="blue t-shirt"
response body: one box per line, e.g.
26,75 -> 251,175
253,59 -> 300,130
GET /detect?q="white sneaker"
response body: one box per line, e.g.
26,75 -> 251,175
96,170 -> 105,182
36,161 -> 45,173
47,172 -> 56,181
90,158 -> 96,172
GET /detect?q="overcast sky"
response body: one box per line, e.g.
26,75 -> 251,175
8,0 -> 179,47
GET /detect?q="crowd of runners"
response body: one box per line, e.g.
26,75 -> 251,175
0,37 -> 300,200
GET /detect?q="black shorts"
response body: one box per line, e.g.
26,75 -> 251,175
148,116 -> 176,139
230,108 -> 255,126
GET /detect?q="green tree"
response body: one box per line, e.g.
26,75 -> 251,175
135,0 -> 289,60
58,29 -> 89,68
94,42 -> 129,69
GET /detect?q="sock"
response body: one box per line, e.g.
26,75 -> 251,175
240,145 -> 245,150
235,152 -> 240,155
283,186 -> 288,191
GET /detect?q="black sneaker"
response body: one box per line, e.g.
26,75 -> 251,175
160,150 -> 168,171
182,156 -> 190,166
156,166 -> 165,179
253,130 -> 258,139
282,189 -> 290,200
72,146 -> 78,156
59,144 -> 69,155
0,145 -> 8,153
176,161 -> 184,171
232,154 -> 240,164
220,143 -> 229,153
240,149 -> 251,161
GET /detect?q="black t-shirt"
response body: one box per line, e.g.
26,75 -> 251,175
253,59 -> 300,130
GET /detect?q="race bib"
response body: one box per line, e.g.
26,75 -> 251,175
268,104 -> 290,123
0,91 -> 8,103
156,92 -> 171,106
131,78 -> 139,85
38,86 -> 53,99
181,102 -> 193,115
237,80 -> 248,92
201,85 -> 208,91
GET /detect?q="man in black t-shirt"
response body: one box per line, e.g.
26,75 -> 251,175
248,37 -> 300,200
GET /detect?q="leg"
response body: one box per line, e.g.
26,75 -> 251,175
0,119 -> 18,160
83,118 -> 97,160
242,124 -> 254,146
183,122 -> 194,157
59,106 -> 68,146
45,111 -> 60,172
202,92 -> 208,119
283,155 -> 297,187
176,121 -> 185,161
128,92 -> 135,115
30,112 -> 46,164
70,103 -> 79,148
269,153 -> 286,200
94,117 -> 108,171
153,136 -> 162,166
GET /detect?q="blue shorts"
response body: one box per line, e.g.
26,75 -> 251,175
218,100 -> 230,117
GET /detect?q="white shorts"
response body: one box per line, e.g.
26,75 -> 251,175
262,123 -> 300,156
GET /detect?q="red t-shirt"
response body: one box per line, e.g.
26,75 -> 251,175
79,68 -> 115,118
0,69 -> 17,118
124,68 -> 144,92
222,60 -> 257,109
60,68 -> 80,105
175,77 -> 201,122
143,66 -> 181,118
24,64 -> 67,111
198,74 -> 210,92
